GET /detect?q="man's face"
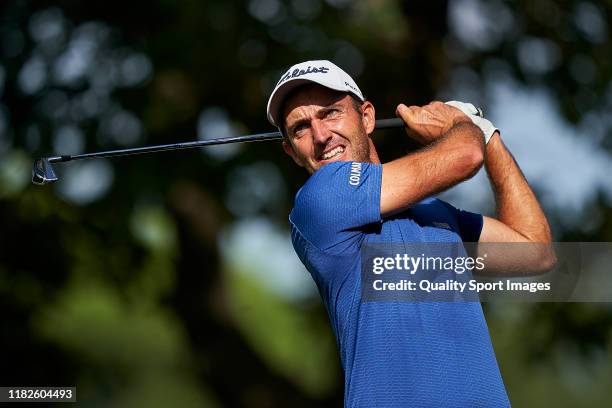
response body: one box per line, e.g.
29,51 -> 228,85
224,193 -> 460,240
281,85 -> 376,174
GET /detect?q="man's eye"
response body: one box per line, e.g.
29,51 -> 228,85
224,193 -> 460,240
325,109 -> 339,118
293,124 -> 307,135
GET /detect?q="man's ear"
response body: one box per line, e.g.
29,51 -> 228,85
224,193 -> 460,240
282,140 -> 304,168
361,101 -> 376,136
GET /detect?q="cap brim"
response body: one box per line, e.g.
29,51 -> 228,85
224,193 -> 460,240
267,79 -> 312,127
267,76 -> 362,128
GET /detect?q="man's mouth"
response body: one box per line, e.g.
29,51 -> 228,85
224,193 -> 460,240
320,145 -> 345,161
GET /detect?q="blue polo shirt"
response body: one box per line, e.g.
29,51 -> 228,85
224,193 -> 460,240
289,161 -> 510,407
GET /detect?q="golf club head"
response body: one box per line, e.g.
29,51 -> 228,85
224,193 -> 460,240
32,158 -> 58,185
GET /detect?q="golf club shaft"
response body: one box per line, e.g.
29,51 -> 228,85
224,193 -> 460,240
46,118 -> 405,163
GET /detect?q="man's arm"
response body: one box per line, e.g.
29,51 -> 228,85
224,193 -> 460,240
478,132 -> 556,274
381,102 -> 484,217
480,132 -> 551,242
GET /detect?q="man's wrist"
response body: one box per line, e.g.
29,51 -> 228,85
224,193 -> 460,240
445,101 -> 499,144
448,121 -> 486,149
451,115 -> 474,129
484,131 -> 504,161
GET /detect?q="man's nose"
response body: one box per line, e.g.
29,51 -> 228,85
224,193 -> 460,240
311,120 -> 331,144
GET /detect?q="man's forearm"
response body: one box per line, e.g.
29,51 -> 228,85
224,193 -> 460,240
484,133 -> 552,242
381,122 -> 484,217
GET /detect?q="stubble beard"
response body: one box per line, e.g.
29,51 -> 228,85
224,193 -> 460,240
351,124 -> 371,163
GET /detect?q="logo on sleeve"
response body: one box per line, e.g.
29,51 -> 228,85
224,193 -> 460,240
349,162 -> 362,186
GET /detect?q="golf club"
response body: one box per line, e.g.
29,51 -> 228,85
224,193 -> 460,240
32,118 -> 405,185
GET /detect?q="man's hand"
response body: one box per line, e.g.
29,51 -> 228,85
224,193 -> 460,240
396,101 -> 472,145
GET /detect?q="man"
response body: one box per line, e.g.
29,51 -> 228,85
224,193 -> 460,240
266,60 -> 554,407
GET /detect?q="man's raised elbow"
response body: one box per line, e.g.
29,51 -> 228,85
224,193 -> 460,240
535,244 -> 557,274
542,251 -> 558,272
528,228 -> 556,274
522,243 -> 557,275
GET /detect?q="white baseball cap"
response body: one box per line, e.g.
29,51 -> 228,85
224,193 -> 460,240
266,60 -> 364,127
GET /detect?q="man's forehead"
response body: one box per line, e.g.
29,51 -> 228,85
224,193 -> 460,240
282,85 -> 348,120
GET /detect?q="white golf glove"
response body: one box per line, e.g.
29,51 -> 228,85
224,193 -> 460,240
445,101 -> 498,144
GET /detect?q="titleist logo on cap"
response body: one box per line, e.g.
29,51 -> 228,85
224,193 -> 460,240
276,66 -> 330,86
266,59 -> 364,127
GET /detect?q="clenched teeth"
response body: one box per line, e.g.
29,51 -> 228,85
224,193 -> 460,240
321,146 -> 345,160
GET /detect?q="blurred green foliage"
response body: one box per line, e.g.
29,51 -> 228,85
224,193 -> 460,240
225,266 -> 338,397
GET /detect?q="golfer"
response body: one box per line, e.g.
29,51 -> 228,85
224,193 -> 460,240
267,60 -> 553,407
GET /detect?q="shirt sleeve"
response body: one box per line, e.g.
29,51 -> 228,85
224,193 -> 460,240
289,161 -> 382,253
438,200 -> 484,242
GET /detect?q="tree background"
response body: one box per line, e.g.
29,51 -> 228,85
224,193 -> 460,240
1,0 -> 611,406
